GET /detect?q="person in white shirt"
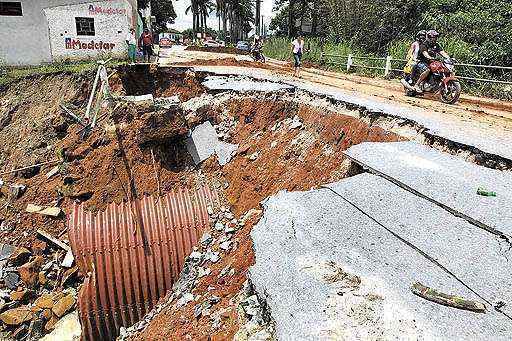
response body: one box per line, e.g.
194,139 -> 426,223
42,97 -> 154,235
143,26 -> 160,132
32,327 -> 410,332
291,33 -> 305,77
125,28 -> 137,64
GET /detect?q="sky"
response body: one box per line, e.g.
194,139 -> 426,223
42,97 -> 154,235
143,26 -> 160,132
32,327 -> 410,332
169,0 -> 275,32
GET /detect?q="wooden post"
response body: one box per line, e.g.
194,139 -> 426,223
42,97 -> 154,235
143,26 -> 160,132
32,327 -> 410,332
384,55 -> 392,77
411,282 -> 486,313
347,54 -> 353,72
85,66 -> 101,119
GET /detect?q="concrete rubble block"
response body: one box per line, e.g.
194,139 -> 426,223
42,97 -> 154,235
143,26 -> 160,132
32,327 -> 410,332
10,289 -> 31,301
18,255 -> 44,286
34,293 -> 55,310
3,272 -> 20,290
51,294 -> 75,318
200,233 -> 213,246
0,306 -> 33,325
8,247 -> 31,265
204,249 -> 220,263
26,204 -> 62,217
185,121 -> 238,166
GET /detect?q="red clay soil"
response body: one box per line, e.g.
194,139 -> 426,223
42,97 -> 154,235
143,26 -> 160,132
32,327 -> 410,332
0,69 -> 208,247
136,97 -> 405,340
186,46 -> 248,55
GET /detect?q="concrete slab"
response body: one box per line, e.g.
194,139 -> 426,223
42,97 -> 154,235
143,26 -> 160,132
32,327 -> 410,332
250,173 -> 512,341
345,141 -> 512,238
191,66 -> 512,162
185,121 -> 238,166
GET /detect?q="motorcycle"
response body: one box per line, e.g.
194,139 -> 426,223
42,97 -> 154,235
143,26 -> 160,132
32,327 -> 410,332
401,58 -> 461,104
250,47 -> 266,63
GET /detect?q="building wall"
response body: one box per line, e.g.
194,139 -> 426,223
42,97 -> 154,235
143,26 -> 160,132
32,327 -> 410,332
0,0 -> 138,65
44,0 -> 132,62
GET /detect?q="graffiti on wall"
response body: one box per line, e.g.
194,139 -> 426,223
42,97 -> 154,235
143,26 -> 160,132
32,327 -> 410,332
88,4 -> 127,15
65,38 -> 116,50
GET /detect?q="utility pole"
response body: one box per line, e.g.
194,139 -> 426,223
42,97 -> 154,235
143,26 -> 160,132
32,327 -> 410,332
255,0 -> 261,35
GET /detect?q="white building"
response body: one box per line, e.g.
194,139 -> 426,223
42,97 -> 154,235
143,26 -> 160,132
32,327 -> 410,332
0,0 -> 143,65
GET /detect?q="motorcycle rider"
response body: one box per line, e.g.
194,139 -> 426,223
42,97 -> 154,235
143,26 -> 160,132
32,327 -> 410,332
401,30 -> 426,88
413,30 -> 452,93
251,35 -> 264,61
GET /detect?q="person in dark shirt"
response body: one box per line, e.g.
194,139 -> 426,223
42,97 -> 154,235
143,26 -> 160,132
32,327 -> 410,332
413,30 -> 452,92
139,28 -> 154,63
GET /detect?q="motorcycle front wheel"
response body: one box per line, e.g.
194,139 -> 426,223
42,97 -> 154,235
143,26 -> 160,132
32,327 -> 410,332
441,80 -> 461,104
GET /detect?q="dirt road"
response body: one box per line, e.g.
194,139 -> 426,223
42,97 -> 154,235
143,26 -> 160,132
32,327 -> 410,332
158,46 -> 512,134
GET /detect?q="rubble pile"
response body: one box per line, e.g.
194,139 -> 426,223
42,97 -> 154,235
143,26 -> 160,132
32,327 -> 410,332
120,205 -> 268,340
0,234 -> 80,340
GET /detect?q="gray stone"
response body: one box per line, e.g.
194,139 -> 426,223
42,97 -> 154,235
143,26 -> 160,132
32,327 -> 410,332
185,121 -> 238,166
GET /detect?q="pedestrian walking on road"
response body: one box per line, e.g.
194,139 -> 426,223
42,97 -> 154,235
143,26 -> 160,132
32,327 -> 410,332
291,33 -> 305,77
139,28 -> 154,63
126,27 -> 137,64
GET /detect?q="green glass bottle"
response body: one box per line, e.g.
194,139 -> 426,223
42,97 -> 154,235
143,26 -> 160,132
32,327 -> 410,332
477,187 -> 496,197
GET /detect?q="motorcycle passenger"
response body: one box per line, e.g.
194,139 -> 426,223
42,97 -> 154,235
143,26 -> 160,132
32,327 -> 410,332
402,30 -> 426,86
251,35 -> 264,61
413,30 -> 451,93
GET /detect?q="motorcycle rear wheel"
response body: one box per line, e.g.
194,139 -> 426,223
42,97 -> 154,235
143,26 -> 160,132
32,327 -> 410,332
441,80 -> 461,104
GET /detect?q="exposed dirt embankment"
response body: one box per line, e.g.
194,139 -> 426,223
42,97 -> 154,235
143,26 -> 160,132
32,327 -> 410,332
133,91 -> 404,340
0,66 -> 216,339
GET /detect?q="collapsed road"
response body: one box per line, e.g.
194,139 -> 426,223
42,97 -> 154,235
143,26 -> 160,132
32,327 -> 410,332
0,50 -> 510,340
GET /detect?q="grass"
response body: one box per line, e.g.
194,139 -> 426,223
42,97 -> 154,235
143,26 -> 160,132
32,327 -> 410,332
0,59 -> 127,87
263,37 -> 512,100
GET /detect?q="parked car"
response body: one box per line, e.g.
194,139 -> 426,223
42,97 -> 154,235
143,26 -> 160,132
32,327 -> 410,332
204,40 -> 223,48
159,37 -> 172,48
236,41 -> 250,51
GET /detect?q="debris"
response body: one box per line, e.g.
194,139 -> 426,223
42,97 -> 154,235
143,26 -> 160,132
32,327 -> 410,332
248,152 -> 260,161
61,266 -> 78,286
270,141 -> 278,148
209,295 -> 221,305
214,222 -> 224,231
52,294 -> 76,318
185,121 -> 238,166
18,256 -> 44,286
0,160 -> 60,177
46,165 -> 60,179
194,304 -> 202,319
219,241 -> 233,251
240,295 -> 261,316
10,289 -> 30,301
200,233 -> 213,246
119,94 -> 154,103
477,187 -> 496,197
4,272 -> 20,290
36,230 -> 70,252
0,307 -> 33,325
0,243 -> 16,261
26,205 -> 62,217
34,294 -> 55,310
61,249 -> 74,268
197,267 -> 211,278
39,311 -> 81,341
411,282 -> 486,313
9,247 -> 31,265
204,249 -> 220,263
7,184 -> 26,200
289,115 -> 303,129
177,293 -> 194,307
189,251 -> 203,262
